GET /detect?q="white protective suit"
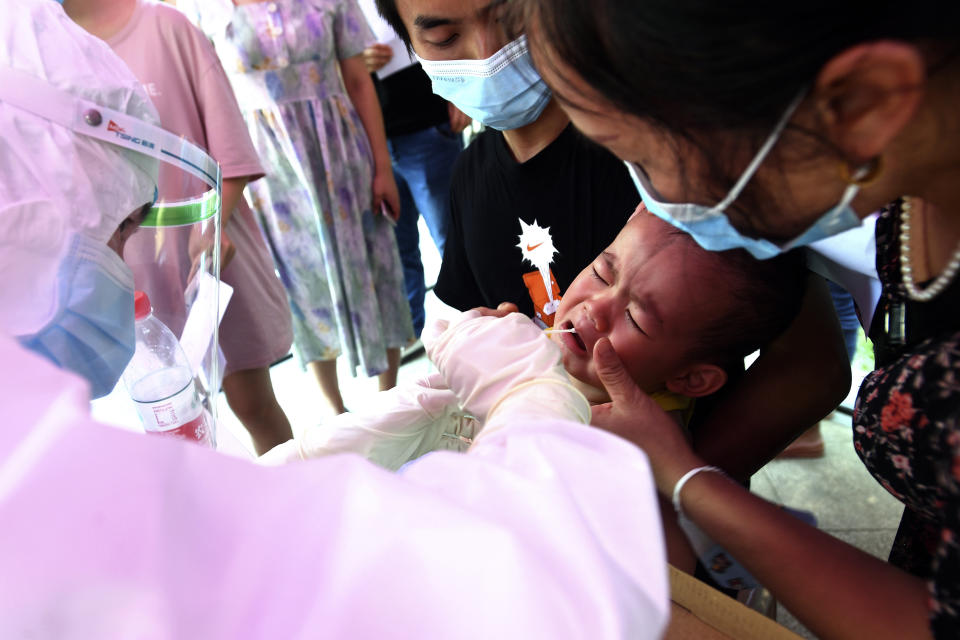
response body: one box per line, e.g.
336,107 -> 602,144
0,2 -> 670,638
0,323 -> 669,638
0,2 -> 158,337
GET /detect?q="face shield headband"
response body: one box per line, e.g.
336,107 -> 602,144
0,67 -> 220,205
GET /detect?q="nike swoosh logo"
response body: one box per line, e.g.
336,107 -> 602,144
526,242 -> 544,251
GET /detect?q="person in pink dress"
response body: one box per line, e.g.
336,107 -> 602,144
65,0 -> 295,454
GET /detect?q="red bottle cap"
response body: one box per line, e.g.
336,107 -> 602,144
134,291 -> 152,320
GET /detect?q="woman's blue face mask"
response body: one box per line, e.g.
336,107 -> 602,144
19,235 -> 136,398
627,92 -> 864,259
417,36 -> 552,131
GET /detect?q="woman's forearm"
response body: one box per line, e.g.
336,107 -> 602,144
220,176 -> 249,228
692,273 -> 851,480
340,54 -> 391,174
681,470 -> 931,640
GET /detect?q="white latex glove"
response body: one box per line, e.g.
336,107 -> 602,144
422,311 -> 590,425
259,373 -> 465,470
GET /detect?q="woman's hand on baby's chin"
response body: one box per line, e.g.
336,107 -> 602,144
590,338 -> 704,494
469,302 -> 520,318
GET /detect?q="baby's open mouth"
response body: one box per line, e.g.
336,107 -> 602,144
561,320 -> 586,351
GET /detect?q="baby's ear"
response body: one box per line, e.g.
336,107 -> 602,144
665,364 -> 727,398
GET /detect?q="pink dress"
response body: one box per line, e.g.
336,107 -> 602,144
107,0 -> 292,375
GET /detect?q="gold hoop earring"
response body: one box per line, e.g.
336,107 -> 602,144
839,156 -> 883,186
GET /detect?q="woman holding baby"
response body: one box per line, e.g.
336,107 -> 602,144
513,1 -> 960,638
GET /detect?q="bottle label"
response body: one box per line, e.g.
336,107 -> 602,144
133,383 -> 203,432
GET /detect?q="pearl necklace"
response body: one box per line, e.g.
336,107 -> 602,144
899,196 -> 960,302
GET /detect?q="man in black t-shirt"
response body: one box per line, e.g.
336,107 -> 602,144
436,125 -> 637,321
372,0 -> 638,324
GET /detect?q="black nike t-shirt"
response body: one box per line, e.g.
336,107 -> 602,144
435,124 -> 638,317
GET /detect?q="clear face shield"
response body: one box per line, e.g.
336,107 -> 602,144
0,68 -> 223,438
121,130 -> 225,445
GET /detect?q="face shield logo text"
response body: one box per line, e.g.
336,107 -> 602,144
107,120 -> 156,150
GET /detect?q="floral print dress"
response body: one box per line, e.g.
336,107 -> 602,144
193,0 -> 413,376
854,204 -> 960,638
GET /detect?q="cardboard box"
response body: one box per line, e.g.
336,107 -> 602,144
665,566 -> 803,640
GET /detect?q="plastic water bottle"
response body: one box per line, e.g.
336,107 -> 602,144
122,291 -> 214,447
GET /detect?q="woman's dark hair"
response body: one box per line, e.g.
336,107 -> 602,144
516,0 -> 960,239
520,0 -> 959,137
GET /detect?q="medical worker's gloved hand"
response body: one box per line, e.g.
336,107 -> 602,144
423,311 -> 590,427
259,373 -> 463,470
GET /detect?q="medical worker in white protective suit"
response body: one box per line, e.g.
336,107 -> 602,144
0,2 -> 668,638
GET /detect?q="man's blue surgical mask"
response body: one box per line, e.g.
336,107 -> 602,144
417,36 -> 552,131
627,92 -> 863,260
20,235 -> 136,398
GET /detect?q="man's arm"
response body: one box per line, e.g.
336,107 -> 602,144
691,272 -> 851,481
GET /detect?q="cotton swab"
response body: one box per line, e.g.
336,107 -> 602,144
544,327 -> 577,335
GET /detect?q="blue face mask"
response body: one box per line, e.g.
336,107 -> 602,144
20,235 -> 136,398
626,92 -> 864,260
417,36 -> 552,131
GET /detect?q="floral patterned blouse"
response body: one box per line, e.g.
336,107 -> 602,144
854,203 -> 960,638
